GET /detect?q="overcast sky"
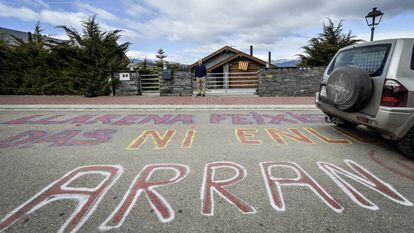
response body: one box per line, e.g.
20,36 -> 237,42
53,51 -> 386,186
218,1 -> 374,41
1,0 -> 414,64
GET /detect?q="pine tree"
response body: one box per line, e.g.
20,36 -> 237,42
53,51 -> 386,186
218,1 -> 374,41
156,48 -> 167,60
155,48 -> 167,69
0,35 -> 15,94
298,19 -> 362,67
6,22 -> 53,94
58,15 -> 130,95
0,17 -> 130,95
142,58 -> 148,70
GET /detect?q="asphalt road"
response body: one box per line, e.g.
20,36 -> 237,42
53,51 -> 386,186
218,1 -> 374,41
0,110 -> 413,233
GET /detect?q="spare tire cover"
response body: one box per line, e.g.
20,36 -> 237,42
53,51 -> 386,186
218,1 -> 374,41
326,65 -> 372,112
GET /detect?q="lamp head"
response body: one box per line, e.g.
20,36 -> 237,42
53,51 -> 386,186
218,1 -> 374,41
365,7 -> 384,27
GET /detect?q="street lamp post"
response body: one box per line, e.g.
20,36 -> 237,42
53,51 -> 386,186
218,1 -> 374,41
365,7 -> 384,41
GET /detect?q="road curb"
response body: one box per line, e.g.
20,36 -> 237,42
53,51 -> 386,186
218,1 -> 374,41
0,104 -> 319,111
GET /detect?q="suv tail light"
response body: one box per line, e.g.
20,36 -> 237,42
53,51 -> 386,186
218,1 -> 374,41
380,79 -> 408,107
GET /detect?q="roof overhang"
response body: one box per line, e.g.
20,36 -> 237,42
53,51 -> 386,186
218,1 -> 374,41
188,45 -> 272,70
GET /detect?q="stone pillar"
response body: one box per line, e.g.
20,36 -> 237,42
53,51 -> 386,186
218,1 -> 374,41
160,71 -> 193,96
113,71 -> 141,96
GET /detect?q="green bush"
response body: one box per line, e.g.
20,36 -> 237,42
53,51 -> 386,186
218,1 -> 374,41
0,17 -> 129,95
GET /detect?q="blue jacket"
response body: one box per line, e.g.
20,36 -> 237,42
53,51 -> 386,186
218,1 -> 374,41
194,65 -> 207,78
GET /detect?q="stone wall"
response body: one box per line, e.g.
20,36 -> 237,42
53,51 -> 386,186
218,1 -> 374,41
160,71 -> 193,96
112,71 -> 141,96
257,67 -> 325,97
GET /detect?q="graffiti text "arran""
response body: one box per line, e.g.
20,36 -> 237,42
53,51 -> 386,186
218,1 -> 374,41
0,160 -> 412,233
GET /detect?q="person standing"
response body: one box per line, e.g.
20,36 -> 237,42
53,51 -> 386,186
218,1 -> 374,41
194,59 -> 207,96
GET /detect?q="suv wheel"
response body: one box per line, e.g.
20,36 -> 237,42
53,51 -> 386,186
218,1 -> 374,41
326,65 -> 372,112
396,127 -> 414,158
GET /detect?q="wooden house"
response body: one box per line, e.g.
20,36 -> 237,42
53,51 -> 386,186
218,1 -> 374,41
188,46 -> 275,89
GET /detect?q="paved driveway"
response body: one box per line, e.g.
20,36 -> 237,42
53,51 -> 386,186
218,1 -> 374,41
0,110 -> 413,232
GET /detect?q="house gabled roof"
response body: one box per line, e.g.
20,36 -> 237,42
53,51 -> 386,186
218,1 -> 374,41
188,45 -> 273,70
0,27 -> 65,45
0,27 -> 28,44
207,54 -> 243,72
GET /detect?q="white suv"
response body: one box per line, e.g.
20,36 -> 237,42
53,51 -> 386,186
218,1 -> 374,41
316,38 -> 414,157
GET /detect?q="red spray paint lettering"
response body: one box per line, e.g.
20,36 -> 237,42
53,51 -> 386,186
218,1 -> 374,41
209,112 -> 326,125
85,114 -> 121,125
235,128 -> 262,145
305,128 -> 351,144
231,114 -> 253,124
262,114 -> 298,125
31,115 -> 66,124
165,114 -> 194,124
32,115 -> 96,124
2,114 -> 194,125
36,130 -> 81,147
181,127 -> 197,148
54,115 -> 96,124
127,129 -> 176,150
139,114 -> 173,124
1,115 -> 42,124
369,151 -> 414,181
2,159 -> 412,232
68,129 -> 117,146
99,164 -> 189,231
210,114 -> 228,124
113,115 -> 144,125
0,130 -> 46,149
260,161 -> 343,213
318,159 -> 413,210
0,165 -> 123,233
201,161 -> 256,216
0,129 -> 117,149
265,128 -> 315,145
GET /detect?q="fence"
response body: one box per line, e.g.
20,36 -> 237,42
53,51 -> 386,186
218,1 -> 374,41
140,74 -> 160,93
114,68 -> 324,97
205,72 -> 258,94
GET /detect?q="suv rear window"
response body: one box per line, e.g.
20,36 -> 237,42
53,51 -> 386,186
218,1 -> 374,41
328,44 -> 391,77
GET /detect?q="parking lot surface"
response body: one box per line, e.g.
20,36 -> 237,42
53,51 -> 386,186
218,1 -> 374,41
0,110 -> 413,233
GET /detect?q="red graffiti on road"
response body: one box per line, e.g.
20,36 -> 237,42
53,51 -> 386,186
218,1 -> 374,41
0,160 -> 412,232
1,112 -> 326,126
99,164 -> 189,231
318,159 -> 413,210
0,129 -> 117,149
201,161 -> 256,216
2,114 -> 194,125
369,150 -> 414,181
210,112 -> 325,125
234,127 -> 364,145
181,127 -> 197,148
265,128 -> 315,145
260,161 -> 343,212
0,165 -> 122,233
0,130 -> 46,149
235,128 -> 262,145
127,129 -> 176,150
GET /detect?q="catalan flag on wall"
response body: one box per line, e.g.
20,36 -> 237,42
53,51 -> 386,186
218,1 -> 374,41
238,61 -> 249,71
